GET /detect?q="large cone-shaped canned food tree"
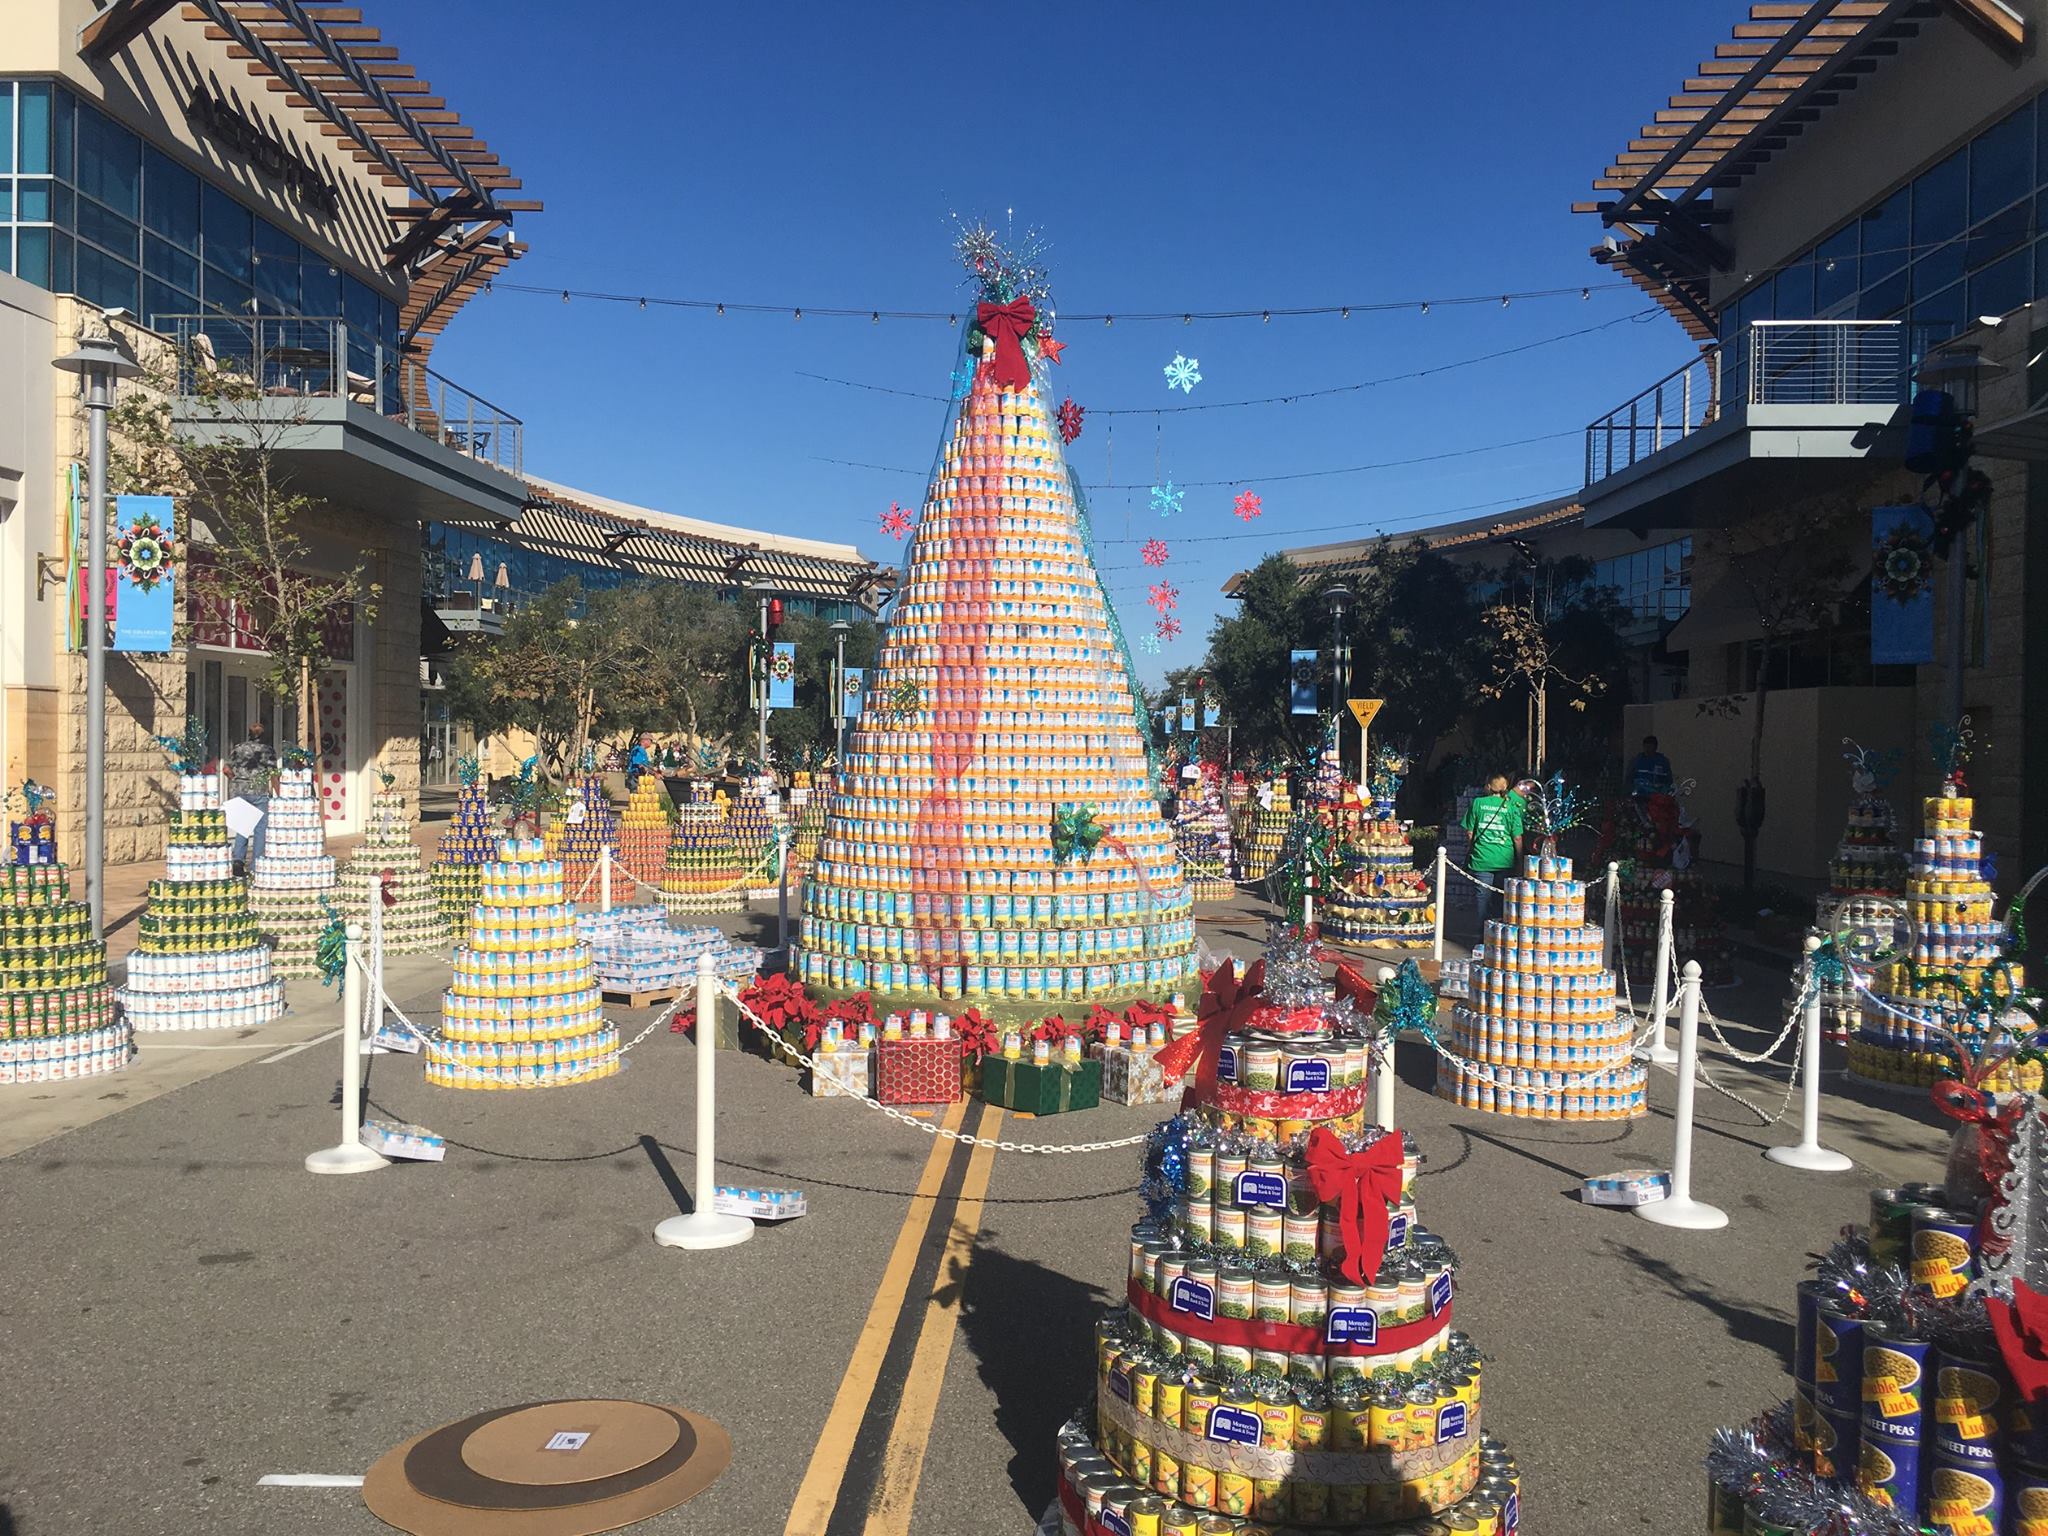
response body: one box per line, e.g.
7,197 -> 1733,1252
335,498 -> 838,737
794,232 -> 1197,1007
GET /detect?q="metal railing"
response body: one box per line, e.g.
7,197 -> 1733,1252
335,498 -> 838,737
160,314 -> 524,476
1585,319 -> 1904,485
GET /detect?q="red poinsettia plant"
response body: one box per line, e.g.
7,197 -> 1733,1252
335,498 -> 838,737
953,1008 -> 1002,1060
1029,1013 -> 1078,1046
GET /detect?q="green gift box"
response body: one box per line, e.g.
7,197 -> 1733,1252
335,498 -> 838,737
979,1057 -> 1101,1116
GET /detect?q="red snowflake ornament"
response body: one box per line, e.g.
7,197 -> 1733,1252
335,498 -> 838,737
1057,398 -> 1085,444
880,502 -> 913,540
1147,581 -> 1179,614
1156,615 -> 1182,641
1140,539 -> 1170,567
1233,489 -> 1263,522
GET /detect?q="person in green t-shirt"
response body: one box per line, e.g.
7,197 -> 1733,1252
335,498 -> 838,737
1461,774 -> 1525,929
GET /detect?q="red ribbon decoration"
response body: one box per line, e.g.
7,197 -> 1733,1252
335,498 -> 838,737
1154,957 -> 1266,1108
1989,1280 -> 2048,1403
1126,1275 -> 1449,1357
1304,1127 -> 1405,1286
1332,959 -> 1379,1019
976,297 -> 1037,392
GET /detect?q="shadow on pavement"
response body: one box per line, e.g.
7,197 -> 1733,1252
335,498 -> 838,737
952,1238 -> 1109,1516
1607,1238 -> 1795,1360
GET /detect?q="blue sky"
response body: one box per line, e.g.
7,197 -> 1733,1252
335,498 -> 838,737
400,2 -> 1724,684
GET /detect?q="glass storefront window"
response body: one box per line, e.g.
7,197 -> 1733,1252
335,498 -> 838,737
1971,100 -> 2032,220
75,195 -> 137,262
15,223 -> 47,285
75,242 -> 136,312
252,216 -> 300,313
142,146 -> 198,250
0,83 -> 14,172
74,104 -> 137,217
17,82 -> 50,174
1815,223 -> 1858,312
200,181 -> 250,281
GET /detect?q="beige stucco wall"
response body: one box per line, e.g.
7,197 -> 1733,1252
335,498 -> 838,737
0,0 -> 404,299
0,271 -> 60,796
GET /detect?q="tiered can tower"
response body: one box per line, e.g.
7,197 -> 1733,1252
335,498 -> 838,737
615,773 -> 673,889
1176,763 -> 1237,903
728,785 -> 779,899
660,802 -> 747,916
787,776 -> 828,882
1323,820 -> 1435,952
247,765 -> 339,979
1434,853 -> 1645,1120
1060,945 -> 1521,1532
1239,780 -> 1292,882
794,250 -> 1197,1007
433,765 -> 498,939
545,771 -> 619,896
1813,752 -> 1907,1038
118,773 -> 285,1031
0,858 -> 129,1085
339,780 -> 449,955
1849,784 -> 2024,1090
424,835 -> 620,1090
1607,793 -> 1735,988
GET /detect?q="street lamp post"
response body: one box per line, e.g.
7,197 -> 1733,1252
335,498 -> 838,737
749,578 -> 777,775
829,619 -> 852,762
1323,584 -> 1352,785
54,334 -> 141,941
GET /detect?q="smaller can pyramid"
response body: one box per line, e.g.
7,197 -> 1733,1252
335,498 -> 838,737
248,762 -> 340,979
545,770 -> 619,895
433,758 -> 498,939
1174,762 -> 1237,903
340,774 -> 449,955
1,792 -> 130,1084
615,773 -> 674,889
661,801 -> 746,916
1239,777 -> 1292,882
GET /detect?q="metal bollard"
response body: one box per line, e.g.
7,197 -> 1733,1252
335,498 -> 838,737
1766,936 -> 1854,1173
1373,965 -> 1397,1130
1431,844 -> 1448,963
600,843 -> 613,914
1637,961 -> 1727,1230
655,952 -> 752,1249
305,922 -> 389,1176
1646,887 -> 1678,1068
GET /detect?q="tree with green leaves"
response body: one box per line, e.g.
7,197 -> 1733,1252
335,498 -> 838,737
1201,554 -> 1322,764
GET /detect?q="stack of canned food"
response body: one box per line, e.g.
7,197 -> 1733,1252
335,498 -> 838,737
432,769 -> 499,940
247,768 -> 339,979
1433,854 -> 1647,1122
337,783 -> 449,957
423,834 -> 618,1091
543,771 -> 619,894
117,775 -> 285,1033
0,861 -> 129,1085
659,802 -> 747,917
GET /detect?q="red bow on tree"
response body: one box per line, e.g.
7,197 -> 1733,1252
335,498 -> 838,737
1154,957 -> 1265,1107
1304,1127 -> 1405,1286
1989,1280 -> 2048,1402
378,869 -> 398,910
977,298 -> 1037,392
1332,960 -> 1379,1019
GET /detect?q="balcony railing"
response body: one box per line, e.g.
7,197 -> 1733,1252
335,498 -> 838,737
1584,320 -> 1905,485
159,314 -> 524,477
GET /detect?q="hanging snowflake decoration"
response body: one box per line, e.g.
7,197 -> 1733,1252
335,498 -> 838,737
1147,581 -> 1179,614
1057,397 -> 1085,444
1150,481 -> 1184,518
1140,538 -> 1170,567
1164,353 -> 1202,394
880,503 -> 913,540
1156,615 -> 1182,642
949,362 -> 977,401
1232,489 -> 1263,523
1139,631 -> 1162,655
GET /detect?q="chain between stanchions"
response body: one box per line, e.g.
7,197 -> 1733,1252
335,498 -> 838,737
342,952 -> 685,1056
603,841 -> 785,903
717,982 -> 1154,1154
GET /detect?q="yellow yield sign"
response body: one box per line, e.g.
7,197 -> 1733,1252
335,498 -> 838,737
1347,699 -> 1384,799
1347,699 -> 1383,731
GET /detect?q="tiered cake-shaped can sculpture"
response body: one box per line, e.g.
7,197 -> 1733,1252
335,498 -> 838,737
729,786 -> 779,900
795,237 -> 1197,1006
119,772 -> 284,1031
545,770 -> 619,897
1,802 -> 130,1084
1433,853 -> 1645,1120
1176,763 -> 1237,903
1849,782 -> 2023,1091
1240,779 -> 1292,882
786,776 -> 828,883
1324,754 -> 1434,953
615,772 -> 673,889
661,801 -> 747,916
433,762 -> 498,940
1607,791 -> 1735,988
424,834 -> 620,1090
339,776 -> 448,955
1058,946 -> 1521,1532
1811,744 -> 1908,1040
247,764 -> 339,979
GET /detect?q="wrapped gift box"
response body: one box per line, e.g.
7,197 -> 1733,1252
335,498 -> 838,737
981,1057 -> 1101,1116
876,1036 -> 963,1105
1100,1044 -> 1170,1106
808,1048 -> 873,1099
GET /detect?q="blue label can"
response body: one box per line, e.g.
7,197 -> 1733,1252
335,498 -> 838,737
1812,1406 -> 1860,1481
1814,1305 -> 1864,1418
1857,1431 -> 1921,1515
1927,1460 -> 2002,1535
1861,1327 -> 1933,1446
1933,1349 -> 2005,1466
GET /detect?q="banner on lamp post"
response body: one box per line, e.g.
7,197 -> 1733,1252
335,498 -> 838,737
111,494 -> 176,652
1204,703 -> 1221,728
1870,505 -> 1936,666
1289,650 -> 1320,715
767,641 -> 797,710
1180,696 -> 1196,733
841,666 -> 864,720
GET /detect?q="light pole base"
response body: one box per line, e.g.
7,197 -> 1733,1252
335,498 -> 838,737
305,1142 -> 390,1176
1635,1196 -> 1728,1231
1766,1143 -> 1854,1173
654,1212 -> 753,1250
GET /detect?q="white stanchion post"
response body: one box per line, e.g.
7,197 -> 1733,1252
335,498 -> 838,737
306,922 -> 388,1176
600,843 -> 612,914
1647,886 -> 1679,1068
1372,965 -> 1397,1130
1431,844 -> 1447,963
366,890 -> 385,1052
1600,861 -> 1620,972
1767,936 -> 1854,1173
776,821 -> 790,959
655,952 -> 752,1250
1637,960 -> 1727,1230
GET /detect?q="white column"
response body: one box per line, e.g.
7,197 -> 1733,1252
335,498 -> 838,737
305,922 -> 389,1175
1372,965 -> 1397,1130
1766,936 -> 1854,1173
1637,961 -> 1727,1230
1646,886 -> 1678,1068
655,952 -> 753,1250
1431,844 -> 1447,963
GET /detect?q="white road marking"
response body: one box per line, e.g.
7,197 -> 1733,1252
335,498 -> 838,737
257,1473 -> 364,1487
259,1028 -> 343,1064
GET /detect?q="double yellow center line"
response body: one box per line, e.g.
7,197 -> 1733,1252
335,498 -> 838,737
784,1098 -> 1003,1536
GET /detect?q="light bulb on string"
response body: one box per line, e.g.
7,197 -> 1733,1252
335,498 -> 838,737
1420,302 -> 1429,315
560,290 -> 569,303
716,303 -> 724,316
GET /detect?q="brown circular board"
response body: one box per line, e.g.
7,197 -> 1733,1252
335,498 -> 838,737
462,1401 -> 681,1487
362,1401 -> 732,1536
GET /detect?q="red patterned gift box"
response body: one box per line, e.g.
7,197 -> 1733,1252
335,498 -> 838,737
875,1036 -> 963,1105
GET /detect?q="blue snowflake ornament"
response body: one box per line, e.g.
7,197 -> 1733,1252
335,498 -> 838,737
949,363 -> 976,401
1164,353 -> 1202,394
1140,631 -> 1161,654
1150,480 -> 1184,518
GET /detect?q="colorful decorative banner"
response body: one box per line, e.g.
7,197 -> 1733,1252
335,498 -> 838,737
111,494 -> 177,652
1180,696 -> 1196,733
1871,505 -> 1936,666
1204,703 -> 1221,728
1289,649 -> 1320,715
841,665 -> 864,720
767,640 -> 797,710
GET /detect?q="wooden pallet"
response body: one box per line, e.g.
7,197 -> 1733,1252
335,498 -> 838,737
601,986 -> 685,1008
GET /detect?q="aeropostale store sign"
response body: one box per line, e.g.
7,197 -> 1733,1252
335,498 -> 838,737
185,90 -> 339,219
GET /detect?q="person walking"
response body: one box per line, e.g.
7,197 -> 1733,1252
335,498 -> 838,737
1460,773 -> 1524,932
1629,734 -> 1674,799
226,720 -> 276,875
